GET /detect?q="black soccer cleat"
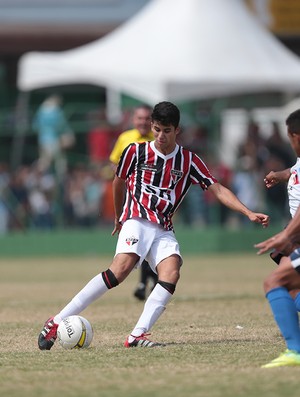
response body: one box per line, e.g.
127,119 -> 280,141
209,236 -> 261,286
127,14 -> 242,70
133,283 -> 146,301
38,317 -> 58,350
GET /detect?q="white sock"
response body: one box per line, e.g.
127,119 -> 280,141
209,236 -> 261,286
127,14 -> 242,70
53,273 -> 108,324
129,283 -> 172,341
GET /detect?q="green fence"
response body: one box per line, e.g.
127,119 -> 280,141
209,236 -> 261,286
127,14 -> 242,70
0,225 -> 280,258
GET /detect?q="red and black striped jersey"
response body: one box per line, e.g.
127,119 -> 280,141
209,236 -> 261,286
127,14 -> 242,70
116,141 -> 218,231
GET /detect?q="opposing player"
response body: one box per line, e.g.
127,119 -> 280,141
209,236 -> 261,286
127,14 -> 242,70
38,101 -> 269,350
109,104 -> 158,300
255,108 -> 300,368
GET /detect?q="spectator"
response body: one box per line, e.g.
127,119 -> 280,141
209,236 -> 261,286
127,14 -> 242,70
26,165 -> 56,230
32,95 -> 74,179
87,109 -> 113,166
0,162 -> 10,234
8,166 -> 30,230
232,155 -> 264,227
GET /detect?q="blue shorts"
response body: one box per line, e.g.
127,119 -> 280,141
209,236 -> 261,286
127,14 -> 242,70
290,248 -> 300,274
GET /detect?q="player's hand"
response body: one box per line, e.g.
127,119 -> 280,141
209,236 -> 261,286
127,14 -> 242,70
248,212 -> 269,228
254,230 -> 290,255
111,219 -> 122,236
264,171 -> 279,189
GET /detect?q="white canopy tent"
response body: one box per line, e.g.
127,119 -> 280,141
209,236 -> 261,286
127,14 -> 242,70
17,0 -> 300,106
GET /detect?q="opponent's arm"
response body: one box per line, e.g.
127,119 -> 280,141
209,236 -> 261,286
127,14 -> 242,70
208,182 -> 269,227
264,168 -> 290,189
255,205 -> 300,255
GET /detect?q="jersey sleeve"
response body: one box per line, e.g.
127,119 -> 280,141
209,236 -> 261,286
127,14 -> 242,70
116,143 -> 137,179
190,153 -> 218,190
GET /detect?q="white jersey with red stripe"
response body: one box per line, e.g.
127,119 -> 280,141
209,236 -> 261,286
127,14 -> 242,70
288,157 -> 300,218
116,141 -> 218,231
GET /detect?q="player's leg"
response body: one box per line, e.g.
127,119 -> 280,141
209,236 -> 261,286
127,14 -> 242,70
133,260 -> 158,301
54,252 -> 137,322
262,254 -> 300,367
38,253 -> 138,350
125,254 -> 181,347
38,218 -> 153,350
125,228 -> 182,348
270,250 -> 300,311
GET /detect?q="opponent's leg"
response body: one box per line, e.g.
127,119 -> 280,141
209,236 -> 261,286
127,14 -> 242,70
262,255 -> 300,367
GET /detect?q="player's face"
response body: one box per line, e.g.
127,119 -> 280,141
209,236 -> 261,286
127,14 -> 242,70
287,129 -> 300,155
132,108 -> 151,136
151,121 -> 180,154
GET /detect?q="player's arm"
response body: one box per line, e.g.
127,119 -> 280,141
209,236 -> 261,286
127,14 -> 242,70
111,175 -> 126,236
208,182 -> 269,227
255,205 -> 300,255
264,168 -> 290,189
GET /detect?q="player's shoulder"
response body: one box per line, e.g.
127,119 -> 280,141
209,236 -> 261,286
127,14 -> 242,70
119,128 -> 139,139
179,145 -> 195,157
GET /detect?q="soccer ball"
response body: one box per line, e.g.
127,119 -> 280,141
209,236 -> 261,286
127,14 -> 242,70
57,315 -> 93,349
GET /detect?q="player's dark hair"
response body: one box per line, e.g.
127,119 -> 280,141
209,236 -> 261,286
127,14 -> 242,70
286,109 -> 300,134
151,101 -> 180,128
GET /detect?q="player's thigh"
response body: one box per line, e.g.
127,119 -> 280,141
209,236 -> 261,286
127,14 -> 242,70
147,229 -> 182,275
115,218 -> 156,260
110,253 -> 139,282
271,256 -> 300,290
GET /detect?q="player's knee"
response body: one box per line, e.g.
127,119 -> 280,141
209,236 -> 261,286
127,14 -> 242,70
158,280 -> 176,294
263,271 -> 287,293
263,276 -> 273,294
102,269 -> 119,289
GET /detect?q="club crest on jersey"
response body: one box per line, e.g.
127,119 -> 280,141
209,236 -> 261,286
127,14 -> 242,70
171,169 -> 183,183
291,170 -> 300,185
125,236 -> 139,246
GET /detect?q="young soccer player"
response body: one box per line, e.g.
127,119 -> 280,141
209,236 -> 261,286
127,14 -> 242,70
39,101 -> 269,350
255,109 -> 300,368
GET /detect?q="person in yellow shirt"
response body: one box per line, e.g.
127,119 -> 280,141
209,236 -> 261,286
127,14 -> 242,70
110,104 -> 158,300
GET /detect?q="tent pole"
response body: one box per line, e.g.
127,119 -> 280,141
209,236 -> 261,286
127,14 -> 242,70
106,87 -> 122,125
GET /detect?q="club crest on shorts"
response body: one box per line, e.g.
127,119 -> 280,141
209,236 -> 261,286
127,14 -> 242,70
125,236 -> 139,246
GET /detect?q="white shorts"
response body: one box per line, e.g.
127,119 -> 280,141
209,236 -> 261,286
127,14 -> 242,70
115,218 -> 182,273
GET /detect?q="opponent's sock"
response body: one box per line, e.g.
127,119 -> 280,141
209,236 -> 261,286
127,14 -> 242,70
294,291 -> 300,312
267,287 -> 300,352
129,283 -> 173,340
54,273 -> 109,323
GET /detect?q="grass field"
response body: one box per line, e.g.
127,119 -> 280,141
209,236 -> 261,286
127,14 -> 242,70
1,253 -> 300,397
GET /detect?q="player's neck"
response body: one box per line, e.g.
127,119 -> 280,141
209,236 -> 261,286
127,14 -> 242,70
154,141 -> 176,155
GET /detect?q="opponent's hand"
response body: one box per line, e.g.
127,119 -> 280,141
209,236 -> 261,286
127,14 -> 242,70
247,212 -> 269,228
264,171 -> 279,189
254,229 -> 289,255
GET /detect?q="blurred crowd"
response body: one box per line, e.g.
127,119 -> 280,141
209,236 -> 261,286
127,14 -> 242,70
0,98 -> 295,235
